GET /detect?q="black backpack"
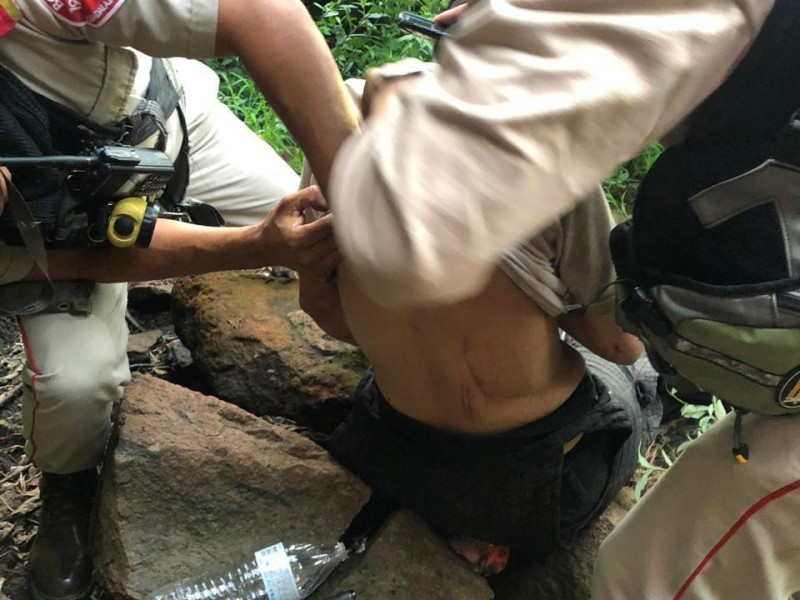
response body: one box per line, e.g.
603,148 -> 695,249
610,0 -> 800,421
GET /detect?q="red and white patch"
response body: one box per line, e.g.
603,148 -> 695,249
41,0 -> 127,27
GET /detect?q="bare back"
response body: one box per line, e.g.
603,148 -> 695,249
339,265 -> 587,434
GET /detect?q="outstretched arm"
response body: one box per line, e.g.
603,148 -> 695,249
216,0 -> 360,194
16,187 -> 339,284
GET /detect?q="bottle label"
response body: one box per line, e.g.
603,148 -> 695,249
255,543 -> 301,600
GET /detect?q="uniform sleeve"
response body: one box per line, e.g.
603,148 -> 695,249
329,0 -> 771,309
555,186 -> 617,314
22,0 -> 219,58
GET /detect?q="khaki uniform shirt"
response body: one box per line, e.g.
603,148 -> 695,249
330,0 -> 775,309
500,185 -> 616,316
327,78 -> 618,316
0,0 -> 219,284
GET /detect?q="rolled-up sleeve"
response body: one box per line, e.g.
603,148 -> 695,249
86,0 -> 218,58
25,0 -> 219,58
330,0 -> 771,309
556,186 -> 617,314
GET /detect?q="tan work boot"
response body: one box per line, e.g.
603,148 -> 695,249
27,469 -> 97,600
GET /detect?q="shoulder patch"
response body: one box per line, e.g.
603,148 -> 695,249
0,0 -> 21,36
41,0 -> 127,27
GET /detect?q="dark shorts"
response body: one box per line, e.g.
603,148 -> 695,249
328,344 -> 661,557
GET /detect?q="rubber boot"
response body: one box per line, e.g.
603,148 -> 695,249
27,469 -> 97,600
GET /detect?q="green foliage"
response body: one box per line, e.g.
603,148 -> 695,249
634,393 -> 730,501
209,57 -> 303,172
634,446 -> 671,502
314,0 -> 448,80
673,397 -> 730,455
603,142 -> 663,219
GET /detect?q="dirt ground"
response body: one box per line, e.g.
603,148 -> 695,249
0,314 -> 36,600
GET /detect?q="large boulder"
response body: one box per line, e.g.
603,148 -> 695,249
171,272 -> 368,433
94,374 -> 492,600
317,511 -> 493,600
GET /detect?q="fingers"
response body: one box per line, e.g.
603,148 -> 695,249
435,3 -> 467,25
361,70 -> 380,118
271,210 -> 341,277
286,236 -> 340,279
282,185 -> 329,213
263,186 -> 343,277
295,212 -> 336,247
362,60 -> 428,120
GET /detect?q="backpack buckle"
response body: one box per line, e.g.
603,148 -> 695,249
620,285 -> 673,337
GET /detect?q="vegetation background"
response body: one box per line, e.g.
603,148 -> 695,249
206,0 -> 663,217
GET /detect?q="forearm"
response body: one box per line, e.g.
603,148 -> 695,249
330,0 -> 769,309
32,219 -> 265,283
558,311 -> 644,366
216,0 -> 359,194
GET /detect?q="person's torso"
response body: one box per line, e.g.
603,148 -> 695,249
339,265 -> 586,434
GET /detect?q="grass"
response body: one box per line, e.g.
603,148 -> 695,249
634,394 -> 729,500
603,142 -> 663,218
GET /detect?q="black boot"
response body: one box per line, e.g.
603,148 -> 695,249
27,469 -> 97,600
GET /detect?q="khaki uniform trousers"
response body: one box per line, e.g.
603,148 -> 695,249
19,61 -> 299,474
591,411 -> 800,600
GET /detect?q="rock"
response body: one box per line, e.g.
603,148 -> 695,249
127,280 -> 175,313
171,272 -> 369,433
318,511 -> 493,600
94,373 -> 369,599
126,330 -> 162,365
488,491 -> 631,600
163,337 -> 193,369
94,374 -> 490,600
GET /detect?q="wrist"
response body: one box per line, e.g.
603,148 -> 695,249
240,221 -> 273,269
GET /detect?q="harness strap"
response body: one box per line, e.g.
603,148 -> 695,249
124,58 -> 181,148
1,171 -> 54,315
160,103 -> 190,212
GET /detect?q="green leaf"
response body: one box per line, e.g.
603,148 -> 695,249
634,471 -> 650,501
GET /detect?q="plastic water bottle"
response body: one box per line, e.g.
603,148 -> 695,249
145,541 -> 349,600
